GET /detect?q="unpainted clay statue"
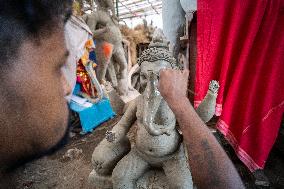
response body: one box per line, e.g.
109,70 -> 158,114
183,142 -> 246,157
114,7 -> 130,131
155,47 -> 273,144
89,32 -> 219,189
162,0 -> 197,59
83,0 -> 128,96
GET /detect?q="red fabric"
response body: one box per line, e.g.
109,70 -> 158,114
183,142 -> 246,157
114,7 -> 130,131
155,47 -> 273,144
196,0 -> 284,171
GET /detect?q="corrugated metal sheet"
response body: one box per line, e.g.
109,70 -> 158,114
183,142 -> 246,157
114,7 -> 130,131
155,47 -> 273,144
82,0 -> 162,20
116,0 -> 162,19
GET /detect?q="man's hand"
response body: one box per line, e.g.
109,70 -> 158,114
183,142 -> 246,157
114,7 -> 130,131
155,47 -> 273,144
158,69 -> 189,109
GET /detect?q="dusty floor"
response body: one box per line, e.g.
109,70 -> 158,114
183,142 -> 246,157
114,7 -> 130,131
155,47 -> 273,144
9,116 -> 284,189
10,116 -> 120,189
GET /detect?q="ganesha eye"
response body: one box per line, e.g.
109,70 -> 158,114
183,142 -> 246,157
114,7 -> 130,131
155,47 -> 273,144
140,73 -> 147,80
153,72 -> 160,80
156,74 -> 160,80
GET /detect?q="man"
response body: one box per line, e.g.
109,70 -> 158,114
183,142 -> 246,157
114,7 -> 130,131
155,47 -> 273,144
0,1 -> 244,188
0,0 -> 72,178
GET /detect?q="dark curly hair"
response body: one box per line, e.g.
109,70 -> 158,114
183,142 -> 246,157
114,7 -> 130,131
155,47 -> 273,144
0,0 -> 72,67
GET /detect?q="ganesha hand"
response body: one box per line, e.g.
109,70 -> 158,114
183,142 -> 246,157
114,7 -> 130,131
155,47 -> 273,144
91,136 -> 130,176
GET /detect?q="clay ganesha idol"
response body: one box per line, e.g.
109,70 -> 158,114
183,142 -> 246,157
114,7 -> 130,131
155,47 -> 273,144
89,33 -> 219,189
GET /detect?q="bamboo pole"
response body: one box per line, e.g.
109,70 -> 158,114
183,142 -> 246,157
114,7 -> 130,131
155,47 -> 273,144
116,0 -> 119,18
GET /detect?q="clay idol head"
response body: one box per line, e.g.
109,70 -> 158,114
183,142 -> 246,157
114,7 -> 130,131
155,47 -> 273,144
137,30 -> 179,94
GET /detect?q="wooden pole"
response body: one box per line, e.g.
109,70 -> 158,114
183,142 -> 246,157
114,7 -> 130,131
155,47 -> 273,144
91,0 -> 94,12
116,0 -> 119,18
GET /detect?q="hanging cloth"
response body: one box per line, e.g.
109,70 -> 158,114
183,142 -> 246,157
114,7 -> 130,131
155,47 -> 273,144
195,0 -> 284,171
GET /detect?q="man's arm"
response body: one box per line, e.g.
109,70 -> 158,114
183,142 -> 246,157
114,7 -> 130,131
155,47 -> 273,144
158,69 -> 244,189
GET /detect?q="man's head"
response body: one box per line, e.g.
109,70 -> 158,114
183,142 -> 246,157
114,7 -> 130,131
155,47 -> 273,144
0,0 -> 72,172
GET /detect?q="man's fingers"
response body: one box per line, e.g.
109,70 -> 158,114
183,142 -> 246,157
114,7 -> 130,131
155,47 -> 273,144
184,65 -> 190,71
183,69 -> 189,74
159,69 -> 189,82
182,69 -> 190,78
159,68 -> 171,78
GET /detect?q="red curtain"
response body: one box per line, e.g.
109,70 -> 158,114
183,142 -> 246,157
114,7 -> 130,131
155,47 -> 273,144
196,0 -> 284,171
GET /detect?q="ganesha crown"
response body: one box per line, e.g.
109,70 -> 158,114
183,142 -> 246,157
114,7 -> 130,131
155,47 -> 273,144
137,47 -> 178,69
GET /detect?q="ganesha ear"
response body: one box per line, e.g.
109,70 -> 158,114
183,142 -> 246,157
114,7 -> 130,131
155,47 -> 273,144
130,66 -> 141,91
